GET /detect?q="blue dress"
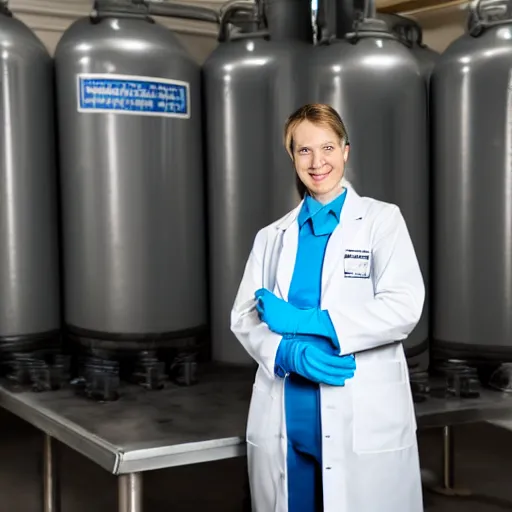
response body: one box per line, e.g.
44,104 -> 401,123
275,190 -> 347,511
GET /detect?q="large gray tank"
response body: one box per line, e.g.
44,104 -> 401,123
203,0 -> 312,365
405,26 -> 439,82
54,0 -> 210,368
431,0 -> 512,370
0,3 -> 61,356
309,6 -> 429,371
378,13 -> 439,83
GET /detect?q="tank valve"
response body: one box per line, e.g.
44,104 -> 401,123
437,359 -> 481,399
71,357 -> 121,402
169,352 -> 198,387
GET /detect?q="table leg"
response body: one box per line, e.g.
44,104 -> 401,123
43,434 -> 60,512
118,473 -> 143,512
429,425 -> 472,496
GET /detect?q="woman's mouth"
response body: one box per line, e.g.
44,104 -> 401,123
310,170 -> 331,182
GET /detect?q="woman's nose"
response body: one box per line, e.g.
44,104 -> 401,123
310,153 -> 323,169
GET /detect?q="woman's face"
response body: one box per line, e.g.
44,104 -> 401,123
291,120 -> 349,203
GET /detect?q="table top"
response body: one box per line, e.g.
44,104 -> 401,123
0,364 -> 255,474
415,382 -> 512,428
1,364 -> 512,474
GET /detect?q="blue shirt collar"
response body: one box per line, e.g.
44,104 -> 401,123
298,188 -> 347,228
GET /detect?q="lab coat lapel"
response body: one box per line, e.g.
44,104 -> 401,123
274,204 -> 301,301
321,188 -> 366,296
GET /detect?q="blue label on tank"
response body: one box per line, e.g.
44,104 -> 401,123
77,74 -> 190,118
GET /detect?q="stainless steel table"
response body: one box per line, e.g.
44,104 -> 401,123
415,384 -> 512,496
2,364 -> 512,511
0,364 -> 254,512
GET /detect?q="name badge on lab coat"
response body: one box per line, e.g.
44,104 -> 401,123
344,249 -> 371,278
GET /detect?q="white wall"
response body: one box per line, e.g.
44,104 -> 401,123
406,2 -> 469,52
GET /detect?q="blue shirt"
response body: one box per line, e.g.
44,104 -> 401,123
276,189 -> 347,458
275,189 -> 347,376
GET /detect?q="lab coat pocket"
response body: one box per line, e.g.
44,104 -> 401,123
246,384 -> 275,451
352,368 -> 415,454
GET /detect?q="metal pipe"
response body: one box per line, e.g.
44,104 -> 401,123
336,0 -> 356,38
442,425 -> 454,489
219,0 -> 254,16
94,0 -> 219,23
146,0 -> 219,23
364,0 -> 376,18
263,0 -> 313,41
316,0 -> 338,42
43,434 -> 60,512
119,473 -> 143,512
0,0 -> 11,16
218,2 -> 264,42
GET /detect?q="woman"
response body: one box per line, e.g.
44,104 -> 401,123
230,103 -> 424,512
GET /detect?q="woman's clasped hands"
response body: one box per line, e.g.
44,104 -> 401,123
254,288 -> 356,386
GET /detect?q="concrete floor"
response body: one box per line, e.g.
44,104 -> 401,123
2,408 -> 512,511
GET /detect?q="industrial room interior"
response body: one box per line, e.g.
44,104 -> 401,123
2,0 -> 512,511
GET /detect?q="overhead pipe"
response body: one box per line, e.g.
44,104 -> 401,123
217,1 -> 267,41
219,0 -> 255,17
93,0 -> 220,23
218,0 -> 260,35
146,0 -> 220,23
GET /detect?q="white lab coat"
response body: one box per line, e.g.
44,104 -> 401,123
230,184 -> 425,512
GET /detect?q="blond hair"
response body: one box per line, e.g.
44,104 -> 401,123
283,103 -> 349,158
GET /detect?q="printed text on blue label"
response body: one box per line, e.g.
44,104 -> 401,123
77,74 -> 190,118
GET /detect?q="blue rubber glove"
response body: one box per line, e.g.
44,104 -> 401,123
255,288 -> 340,349
274,337 -> 356,386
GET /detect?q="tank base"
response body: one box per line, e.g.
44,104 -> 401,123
65,325 -> 206,401
0,329 -> 61,355
486,363 -> 512,393
429,359 -> 481,399
431,339 -> 512,363
404,338 -> 429,370
431,339 -> 512,390
0,331 -> 70,393
409,367 -> 430,403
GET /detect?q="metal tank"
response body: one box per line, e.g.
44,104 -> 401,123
203,0 -> 313,365
431,0 -> 512,386
54,0 -> 215,393
378,13 -> 439,83
403,24 -> 439,82
310,0 -> 429,376
0,3 -> 61,362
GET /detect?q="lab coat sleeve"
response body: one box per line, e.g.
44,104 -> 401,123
331,205 -> 425,355
230,230 -> 283,380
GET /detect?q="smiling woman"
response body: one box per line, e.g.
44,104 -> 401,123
231,102 -> 426,512
284,103 -> 350,203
